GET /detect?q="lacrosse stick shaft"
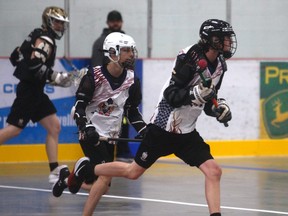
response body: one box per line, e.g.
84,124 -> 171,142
197,59 -> 229,127
99,137 -> 143,142
63,56 -> 79,71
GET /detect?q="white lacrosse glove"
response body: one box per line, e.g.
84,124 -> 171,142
212,98 -> 232,123
71,67 -> 88,86
51,71 -> 72,87
190,81 -> 216,106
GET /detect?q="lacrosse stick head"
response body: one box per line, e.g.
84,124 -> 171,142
72,68 -> 88,87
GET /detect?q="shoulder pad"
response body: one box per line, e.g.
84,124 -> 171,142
40,36 -> 54,46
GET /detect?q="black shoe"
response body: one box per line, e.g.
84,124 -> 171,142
68,157 -> 90,194
52,165 -> 70,197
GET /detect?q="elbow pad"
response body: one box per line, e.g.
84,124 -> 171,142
163,85 -> 191,108
72,99 -> 88,129
28,58 -> 53,81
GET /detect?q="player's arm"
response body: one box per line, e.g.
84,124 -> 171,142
26,36 -> 54,82
72,70 -> 100,145
163,54 -> 194,108
72,70 -> 95,129
27,36 -> 70,86
125,77 -> 147,136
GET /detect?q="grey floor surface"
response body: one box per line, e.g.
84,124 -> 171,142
1,156 -> 288,216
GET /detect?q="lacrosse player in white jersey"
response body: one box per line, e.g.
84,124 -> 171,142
52,32 -> 147,203
65,19 -> 237,215
0,6 -> 71,186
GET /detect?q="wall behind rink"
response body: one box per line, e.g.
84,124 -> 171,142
1,0 -> 288,59
142,59 -> 260,140
1,58 -> 288,162
0,58 -> 260,142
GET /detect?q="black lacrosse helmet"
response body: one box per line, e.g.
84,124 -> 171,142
199,19 -> 237,59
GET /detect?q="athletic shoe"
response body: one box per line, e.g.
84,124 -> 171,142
68,157 -> 90,194
52,165 -> 70,197
49,165 -> 68,185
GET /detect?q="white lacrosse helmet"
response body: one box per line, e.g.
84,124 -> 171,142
103,32 -> 138,62
42,6 -> 69,40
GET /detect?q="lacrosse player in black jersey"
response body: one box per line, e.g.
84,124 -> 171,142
59,19 -> 237,216
0,6 -> 71,186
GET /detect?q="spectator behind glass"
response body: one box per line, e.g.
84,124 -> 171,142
91,10 -> 124,67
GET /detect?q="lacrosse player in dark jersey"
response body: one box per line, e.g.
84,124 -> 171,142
0,6 -> 72,187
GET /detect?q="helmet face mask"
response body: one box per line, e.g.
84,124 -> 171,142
103,32 -> 138,69
199,19 -> 237,58
42,6 -> 69,40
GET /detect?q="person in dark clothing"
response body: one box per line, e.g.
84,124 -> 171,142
91,10 -> 124,67
0,6 -> 71,187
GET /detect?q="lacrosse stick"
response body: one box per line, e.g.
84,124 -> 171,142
62,56 -> 88,86
197,59 -> 229,127
99,137 -> 143,143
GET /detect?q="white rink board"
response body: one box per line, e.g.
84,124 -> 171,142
142,59 -> 260,140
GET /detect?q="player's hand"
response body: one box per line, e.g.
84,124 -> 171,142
79,124 -> 100,146
191,81 -> 216,105
51,71 -> 72,87
212,98 -> 232,123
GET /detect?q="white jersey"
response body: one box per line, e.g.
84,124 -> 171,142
150,45 -> 226,134
86,66 -> 135,138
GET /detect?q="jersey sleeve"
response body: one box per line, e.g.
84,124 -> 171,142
73,70 -> 96,129
163,45 -> 202,108
125,77 -> 147,135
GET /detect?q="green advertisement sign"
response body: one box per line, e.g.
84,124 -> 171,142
260,62 -> 288,138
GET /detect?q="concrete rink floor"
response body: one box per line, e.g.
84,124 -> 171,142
0,156 -> 288,216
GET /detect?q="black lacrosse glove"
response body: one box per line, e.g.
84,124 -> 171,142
212,98 -> 232,123
79,124 -> 100,145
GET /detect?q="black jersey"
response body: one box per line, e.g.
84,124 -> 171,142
10,28 -> 56,87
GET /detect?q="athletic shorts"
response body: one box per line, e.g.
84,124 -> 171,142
134,124 -> 213,169
80,140 -> 115,184
80,140 -> 115,166
6,81 -> 56,129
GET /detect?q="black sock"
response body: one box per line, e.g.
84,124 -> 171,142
49,162 -> 59,172
210,213 -> 221,216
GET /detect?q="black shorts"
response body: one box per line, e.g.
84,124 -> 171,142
80,140 -> 115,166
80,140 -> 115,184
6,81 -> 56,129
134,124 -> 213,169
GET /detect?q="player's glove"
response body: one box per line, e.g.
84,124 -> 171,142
79,124 -> 100,146
50,71 -> 72,87
190,80 -> 216,106
212,98 -> 232,123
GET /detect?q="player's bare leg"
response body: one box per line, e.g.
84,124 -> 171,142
39,114 -> 61,163
40,114 -> 65,185
0,124 -> 22,144
82,176 -> 111,216
94,161 -> 146,180
199,159 -> 222,215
